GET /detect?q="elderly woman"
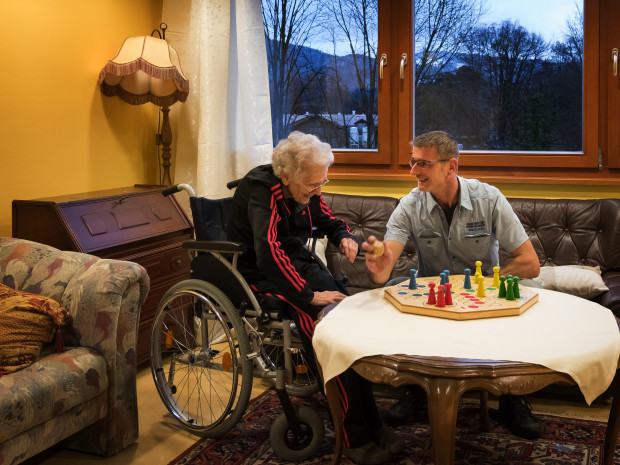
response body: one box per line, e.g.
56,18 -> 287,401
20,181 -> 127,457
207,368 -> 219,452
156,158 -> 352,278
228,131 -> 404,465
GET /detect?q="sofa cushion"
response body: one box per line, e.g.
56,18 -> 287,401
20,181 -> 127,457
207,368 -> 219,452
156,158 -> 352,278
502,198 -> 620,271
536,265 -> 609,299
0,347 -> 108,442
0,284 -> 68,375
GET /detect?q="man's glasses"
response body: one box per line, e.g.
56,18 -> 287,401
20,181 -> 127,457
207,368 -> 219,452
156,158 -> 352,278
304,178 -> 330,193
408,158 -> 449,169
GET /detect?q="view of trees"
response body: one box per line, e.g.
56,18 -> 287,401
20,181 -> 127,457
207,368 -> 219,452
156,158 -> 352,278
261,0 -> 584,152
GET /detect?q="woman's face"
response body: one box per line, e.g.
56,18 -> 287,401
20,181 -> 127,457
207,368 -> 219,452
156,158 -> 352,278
281,164 -> 329,205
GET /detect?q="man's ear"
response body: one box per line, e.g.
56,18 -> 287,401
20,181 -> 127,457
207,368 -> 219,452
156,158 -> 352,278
449,158 -> 458,174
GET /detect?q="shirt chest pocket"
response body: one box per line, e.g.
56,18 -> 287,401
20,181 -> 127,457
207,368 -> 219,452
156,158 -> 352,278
417,229 -> 441,249
462,232 -> 491,256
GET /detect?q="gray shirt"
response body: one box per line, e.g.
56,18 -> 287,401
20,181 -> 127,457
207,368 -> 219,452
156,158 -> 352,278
385,176 -> 528,277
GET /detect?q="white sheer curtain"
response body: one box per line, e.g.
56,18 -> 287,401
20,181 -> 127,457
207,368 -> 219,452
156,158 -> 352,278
163,0 -> 272,199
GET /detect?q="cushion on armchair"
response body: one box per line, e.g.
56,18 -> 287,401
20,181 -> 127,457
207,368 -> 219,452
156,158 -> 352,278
0,284 -> 68,375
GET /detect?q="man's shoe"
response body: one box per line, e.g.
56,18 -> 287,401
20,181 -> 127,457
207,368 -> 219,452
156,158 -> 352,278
343,441 -> 392,465
497,395 -> 541,439
385,386 -> 424,426
372,423 -> 405,455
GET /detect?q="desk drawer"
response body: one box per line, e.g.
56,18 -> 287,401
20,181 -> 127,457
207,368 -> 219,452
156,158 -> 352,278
137,248 -> 191,283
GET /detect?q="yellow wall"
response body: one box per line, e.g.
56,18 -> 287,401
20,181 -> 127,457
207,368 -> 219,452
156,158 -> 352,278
0,0 -> 163,237
324,180 -> 620,200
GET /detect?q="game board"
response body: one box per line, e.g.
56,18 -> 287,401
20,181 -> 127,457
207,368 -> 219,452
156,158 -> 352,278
384,275 -> 539,320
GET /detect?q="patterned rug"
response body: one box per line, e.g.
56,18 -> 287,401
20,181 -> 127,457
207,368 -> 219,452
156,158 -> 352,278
167,389 -> 616,465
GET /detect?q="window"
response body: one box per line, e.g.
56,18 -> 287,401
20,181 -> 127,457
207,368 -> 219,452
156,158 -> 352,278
263,0 -> 619,179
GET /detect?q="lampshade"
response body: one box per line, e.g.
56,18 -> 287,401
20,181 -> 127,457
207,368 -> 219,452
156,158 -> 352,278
98,35 -> 189,107
98,35 -> 189,186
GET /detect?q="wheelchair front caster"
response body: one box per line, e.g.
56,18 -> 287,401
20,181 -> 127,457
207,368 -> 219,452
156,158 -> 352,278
269,405 -> 325,462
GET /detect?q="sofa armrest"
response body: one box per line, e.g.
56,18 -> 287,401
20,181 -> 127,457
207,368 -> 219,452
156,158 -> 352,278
599,270 -> 620,319
60,258 -> 149,455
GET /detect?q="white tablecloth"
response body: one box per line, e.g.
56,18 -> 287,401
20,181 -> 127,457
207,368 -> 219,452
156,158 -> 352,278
312,287 -> 620,404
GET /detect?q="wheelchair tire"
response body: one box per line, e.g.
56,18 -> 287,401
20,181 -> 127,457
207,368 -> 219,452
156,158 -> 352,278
269,405 -> 325,462
262,340 -> 320,397
150,279 -> 253,438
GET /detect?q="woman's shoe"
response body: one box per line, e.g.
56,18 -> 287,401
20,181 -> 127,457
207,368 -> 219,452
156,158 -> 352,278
343,440 -> 392,465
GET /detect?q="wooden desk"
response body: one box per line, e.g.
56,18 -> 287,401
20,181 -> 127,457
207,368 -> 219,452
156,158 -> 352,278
12,186 -> 193,365
321,355 -> 620,465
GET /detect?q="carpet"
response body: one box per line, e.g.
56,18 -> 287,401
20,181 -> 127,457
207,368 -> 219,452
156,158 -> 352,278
167,389 -> 617,465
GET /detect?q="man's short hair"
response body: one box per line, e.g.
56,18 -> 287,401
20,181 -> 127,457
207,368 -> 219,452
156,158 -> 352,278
411,130 -> 459,161
272,131 -> 334,179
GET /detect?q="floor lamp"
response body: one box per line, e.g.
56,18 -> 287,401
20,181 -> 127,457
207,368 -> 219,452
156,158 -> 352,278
98,34 -> 189,186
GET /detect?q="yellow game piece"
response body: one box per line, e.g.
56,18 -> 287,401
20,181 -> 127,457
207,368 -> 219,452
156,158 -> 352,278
475,260 -> 482,278
372,240 -> 384,257
492,266 -> 500,287
476,275 -> 486,297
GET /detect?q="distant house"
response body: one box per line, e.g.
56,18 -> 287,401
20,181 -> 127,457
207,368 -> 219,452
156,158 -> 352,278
289,112 -> 378,149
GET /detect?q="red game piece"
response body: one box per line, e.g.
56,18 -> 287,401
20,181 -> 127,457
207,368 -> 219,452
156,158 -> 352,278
427,282 -> 436,305
445,282 -> 453,305
436,284 -> 446,307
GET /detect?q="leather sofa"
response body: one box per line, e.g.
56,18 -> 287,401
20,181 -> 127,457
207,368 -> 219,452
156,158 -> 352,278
321,193 -> 620,318
0,237 -> 149,465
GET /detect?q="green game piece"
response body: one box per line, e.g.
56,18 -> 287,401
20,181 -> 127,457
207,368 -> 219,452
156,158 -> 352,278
498,276 -> 507,298
506,277 -> 515,300
513,277 -> 520,298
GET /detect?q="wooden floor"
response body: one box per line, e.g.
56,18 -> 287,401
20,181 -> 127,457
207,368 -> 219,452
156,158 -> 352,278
22,367 -> 613,465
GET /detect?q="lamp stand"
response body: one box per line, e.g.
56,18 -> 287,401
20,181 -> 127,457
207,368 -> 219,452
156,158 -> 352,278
160,106 -> 173,186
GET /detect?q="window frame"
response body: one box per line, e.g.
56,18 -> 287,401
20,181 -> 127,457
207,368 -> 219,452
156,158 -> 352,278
328,0 -> 619,182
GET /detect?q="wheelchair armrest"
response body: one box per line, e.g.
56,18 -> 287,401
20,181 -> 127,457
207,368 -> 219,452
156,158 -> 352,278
182,239 -> 247,254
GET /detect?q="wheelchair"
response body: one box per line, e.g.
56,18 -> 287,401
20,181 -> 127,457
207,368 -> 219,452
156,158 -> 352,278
150,183 -> 325,461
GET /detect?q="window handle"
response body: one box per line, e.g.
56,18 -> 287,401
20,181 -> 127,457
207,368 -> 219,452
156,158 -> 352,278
379,53 -> 387,80
400,53 -> 408,80
614,48 -> 618,77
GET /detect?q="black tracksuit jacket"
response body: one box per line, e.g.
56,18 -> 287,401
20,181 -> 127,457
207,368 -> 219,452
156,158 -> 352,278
227,164 -> 356,309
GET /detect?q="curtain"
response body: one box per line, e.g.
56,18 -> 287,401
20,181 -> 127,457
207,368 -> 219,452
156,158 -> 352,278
163,0 -> 272,200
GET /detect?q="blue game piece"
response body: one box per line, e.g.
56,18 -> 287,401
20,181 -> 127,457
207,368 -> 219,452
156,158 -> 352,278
443,269 -> 450,283
439,272 -> 446,286
409,268 -> 417,289
463,268 -> 472,289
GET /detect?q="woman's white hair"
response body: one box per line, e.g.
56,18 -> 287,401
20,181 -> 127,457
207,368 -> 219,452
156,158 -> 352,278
272,131 -> 334,179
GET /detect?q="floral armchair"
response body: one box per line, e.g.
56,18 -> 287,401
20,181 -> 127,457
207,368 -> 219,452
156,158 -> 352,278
0,237 -> 149,465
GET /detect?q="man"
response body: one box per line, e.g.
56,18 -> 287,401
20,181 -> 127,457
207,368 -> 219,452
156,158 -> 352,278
228,131 -> 404,464
363,130 -> 542,439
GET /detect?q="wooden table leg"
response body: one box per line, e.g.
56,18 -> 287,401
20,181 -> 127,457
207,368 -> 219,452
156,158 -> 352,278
479,390 -> 491,432
604,369 -> 620,465
324,378 -> 344,465
426,378 -> 462,465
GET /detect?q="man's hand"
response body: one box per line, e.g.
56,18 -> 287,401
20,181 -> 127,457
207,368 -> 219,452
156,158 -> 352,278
362,236 -> 393,274
361,236 -> 404,284
339,237 -> 358,263
310,290 -> 347,306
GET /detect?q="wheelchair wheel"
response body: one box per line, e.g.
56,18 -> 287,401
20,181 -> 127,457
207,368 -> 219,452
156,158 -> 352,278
263,338 -> 320,397
151,279 -> 253,437
269,405 -> 325,462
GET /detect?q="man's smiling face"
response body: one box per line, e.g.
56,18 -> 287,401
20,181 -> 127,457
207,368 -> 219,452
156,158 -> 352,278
409,146 -> 452,195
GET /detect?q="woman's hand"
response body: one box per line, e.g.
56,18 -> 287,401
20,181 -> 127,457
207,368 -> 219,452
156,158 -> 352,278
339,237 -> 358,263
311,290 -> 347,306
